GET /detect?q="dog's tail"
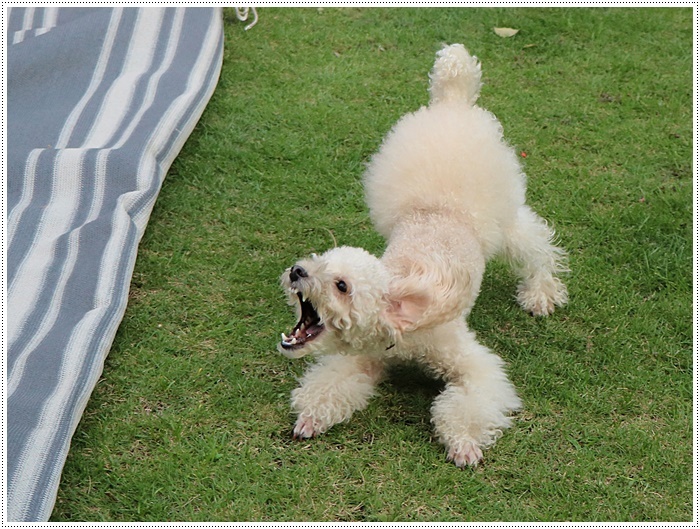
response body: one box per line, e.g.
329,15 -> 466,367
428,43 -> 482,106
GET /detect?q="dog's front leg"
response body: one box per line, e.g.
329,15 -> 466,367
290,354 -> 385,439
426,322 -> 522,467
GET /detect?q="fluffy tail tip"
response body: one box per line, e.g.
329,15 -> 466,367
428,43 -> 482,106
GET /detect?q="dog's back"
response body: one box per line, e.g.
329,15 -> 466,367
364,44 -> 527,257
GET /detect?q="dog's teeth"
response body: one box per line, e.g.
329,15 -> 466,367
290,337 -> 298,345
281,333 -> 289,342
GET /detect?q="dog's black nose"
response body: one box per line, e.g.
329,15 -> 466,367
289,265 -> 308,282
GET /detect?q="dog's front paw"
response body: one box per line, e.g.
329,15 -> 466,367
292,415 -> 321,440
447,442 -> 483,468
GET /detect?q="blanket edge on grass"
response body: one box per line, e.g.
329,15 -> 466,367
7,7 -> 223,521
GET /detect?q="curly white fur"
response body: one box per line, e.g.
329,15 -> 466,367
278,44 -> 568,467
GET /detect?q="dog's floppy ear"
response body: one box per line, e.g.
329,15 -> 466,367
382,280 -> 433,333
383,260 -> 477,333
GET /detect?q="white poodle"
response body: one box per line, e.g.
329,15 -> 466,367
278,44 -> 568,467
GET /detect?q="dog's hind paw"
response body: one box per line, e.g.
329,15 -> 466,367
517,276 -> 568,316
447,442 -> 483,468
518,291 -> 556,316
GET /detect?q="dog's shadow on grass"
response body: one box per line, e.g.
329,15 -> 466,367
378,362 -> 444,431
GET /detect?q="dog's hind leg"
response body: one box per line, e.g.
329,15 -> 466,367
291,354 -> 385,439
502,205 -> 569,316
427,322 -> 522,467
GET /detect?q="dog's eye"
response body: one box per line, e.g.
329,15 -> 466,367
335,280 -> 348,293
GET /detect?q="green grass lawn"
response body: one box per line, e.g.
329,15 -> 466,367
51,7 -> 692,522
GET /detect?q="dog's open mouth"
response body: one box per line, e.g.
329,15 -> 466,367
280,292 -> 324,351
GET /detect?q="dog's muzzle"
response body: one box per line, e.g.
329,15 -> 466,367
279,266 -> 324,358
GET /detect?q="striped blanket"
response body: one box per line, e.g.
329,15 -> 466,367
7,7 -> 223,521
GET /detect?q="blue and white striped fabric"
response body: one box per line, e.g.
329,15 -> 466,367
7,7 -> 223,521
